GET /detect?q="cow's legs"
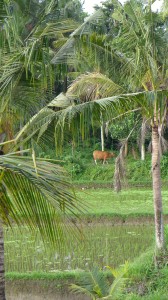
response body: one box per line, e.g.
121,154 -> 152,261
103,159 -> 108,164
94,160 -> 97,165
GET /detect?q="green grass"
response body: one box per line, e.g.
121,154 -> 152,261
6,271 -> 82,280
122,248 -> 168,300
76,188 -> 168,218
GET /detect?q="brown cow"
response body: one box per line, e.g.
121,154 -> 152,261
93,150 -> 115,165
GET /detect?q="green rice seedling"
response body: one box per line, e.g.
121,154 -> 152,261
4,224 -> 154,273
76,188 -> 168,218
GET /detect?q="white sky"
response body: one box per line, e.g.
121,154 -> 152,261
83,0 -> 163,14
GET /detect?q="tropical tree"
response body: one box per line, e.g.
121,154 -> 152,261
0,2 -> 86,299
0,0 -> 84,147
14,0 -> 168,258
0,148 -> 84,300
54,0 -> 168,254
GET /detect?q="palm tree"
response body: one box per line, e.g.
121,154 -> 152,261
0,148 -> 84,300
56,0 -> 168,254
0,3 -> 87,298
0,0 -> 82,147
70,263 -> 128,300
16,0 -> 168,258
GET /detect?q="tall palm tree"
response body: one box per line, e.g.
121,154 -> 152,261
0,0 -> 81,147
15,0 -> 168,257
55,0 -> 168,253
0,4 -> 86,298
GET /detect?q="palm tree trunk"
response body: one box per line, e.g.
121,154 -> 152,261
140,118 -> 146,161
124,140 -> 128,157
100,112 -> 105,152
0,222 -> 6,300
141,143 -> 145,160
152,125 -> 164,251
101,124 -> 105,151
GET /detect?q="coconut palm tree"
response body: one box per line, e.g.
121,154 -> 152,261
53,0 -> 168,254
0,3 -> 86,298
0,148 -> 84,300
0,0 -> 82,147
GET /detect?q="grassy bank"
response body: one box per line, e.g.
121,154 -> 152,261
124,249 -> 168,300
50,146 -> 168,185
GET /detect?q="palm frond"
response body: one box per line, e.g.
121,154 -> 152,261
13,90 -> 168,151
51,36 -> 76,65
161,0 -> 168,18
37,20 -> 79,37
70,267 -> 109,299
107,263 -> 128,298
48,92 -> 77,109
70,263 -> 129,300
67,73 -> 124,101
51,9 -> 104,65
71,9 -> 104,37
0,151 -> 84,247
70,283 -> 96,300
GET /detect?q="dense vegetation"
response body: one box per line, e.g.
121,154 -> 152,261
1,0 -> 168,300
39,142 -> 168,185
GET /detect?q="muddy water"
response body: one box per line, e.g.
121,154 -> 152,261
6,281 -> 89,300
7,292 -> 88,300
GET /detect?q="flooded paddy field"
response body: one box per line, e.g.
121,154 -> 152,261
4,222 -> 154,299
5,223 -> 154,272
5,187 -> 167,299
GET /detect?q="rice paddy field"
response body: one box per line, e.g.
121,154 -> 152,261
4,224 -> 154,273
76,188 -> 168,217
5,187 -> 168,274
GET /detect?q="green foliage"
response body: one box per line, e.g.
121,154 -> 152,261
127,157 -> 151,183
127,250 -> 154,281
110,113 -> 141,141
6,270 -> 81,280
160,154 -> 168,177
125,292 -> 168,300
70,263 -> 129,300
0,150 -> 85,249
124,245 -> 168,299
0,0 -> 84,144
38,144 -> 168,184
164,224 -> 168,248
